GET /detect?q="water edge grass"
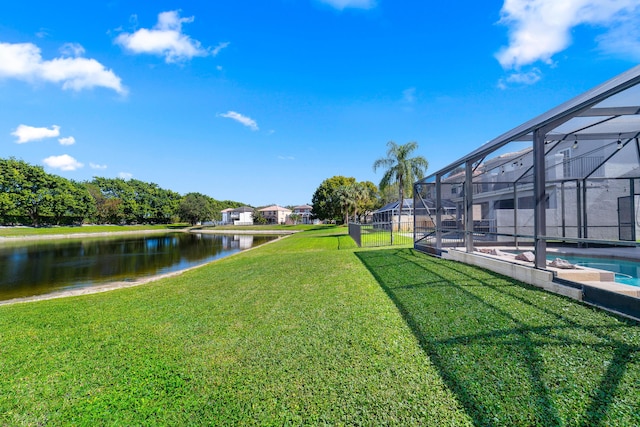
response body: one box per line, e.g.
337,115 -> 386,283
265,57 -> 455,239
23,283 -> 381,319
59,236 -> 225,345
0,224 -> 188,238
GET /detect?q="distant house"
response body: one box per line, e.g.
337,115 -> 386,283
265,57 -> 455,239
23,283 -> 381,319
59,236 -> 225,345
292,204 -> 313,224
259,205 -> 292,225
221,206 -> 254,225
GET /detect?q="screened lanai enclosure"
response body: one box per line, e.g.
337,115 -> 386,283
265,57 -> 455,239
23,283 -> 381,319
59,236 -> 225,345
414,65 -> 640,277
414,66 -> 640,267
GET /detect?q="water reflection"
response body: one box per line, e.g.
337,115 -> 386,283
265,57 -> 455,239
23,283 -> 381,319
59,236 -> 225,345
0,233 -> 276,301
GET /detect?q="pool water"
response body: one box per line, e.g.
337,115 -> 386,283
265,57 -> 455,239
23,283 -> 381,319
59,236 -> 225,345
551,255 -> 640,287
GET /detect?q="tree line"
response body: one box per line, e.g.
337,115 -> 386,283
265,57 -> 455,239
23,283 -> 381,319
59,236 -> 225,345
0,158 -> 244,226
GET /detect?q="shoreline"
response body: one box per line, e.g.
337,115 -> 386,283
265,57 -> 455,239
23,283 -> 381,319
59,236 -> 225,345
0,231 -> 289,306
0,227 -> 300,242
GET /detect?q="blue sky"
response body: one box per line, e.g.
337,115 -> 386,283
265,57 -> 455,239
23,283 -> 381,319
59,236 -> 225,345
1,0 -> 639,206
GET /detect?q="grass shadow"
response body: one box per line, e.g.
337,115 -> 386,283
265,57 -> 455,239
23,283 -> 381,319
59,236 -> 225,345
356,248 -> 640,427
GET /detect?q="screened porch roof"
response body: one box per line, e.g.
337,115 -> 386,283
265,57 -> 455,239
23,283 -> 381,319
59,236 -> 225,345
419,64 -> 640,182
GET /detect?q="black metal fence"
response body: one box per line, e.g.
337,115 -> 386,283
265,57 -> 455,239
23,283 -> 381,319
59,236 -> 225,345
349,220 -> 414,248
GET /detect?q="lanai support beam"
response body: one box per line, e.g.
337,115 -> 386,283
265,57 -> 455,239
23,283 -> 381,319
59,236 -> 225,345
533,128 -> 547,269
465,160 -> 474,253
436,174 -> 442,250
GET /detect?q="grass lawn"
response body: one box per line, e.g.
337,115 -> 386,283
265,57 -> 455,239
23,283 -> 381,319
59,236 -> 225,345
0,224 -> 189,238
0,227 -> 638,425
0,227 -> 470,426
357,248 -> 640,426
359,228 -> 414,247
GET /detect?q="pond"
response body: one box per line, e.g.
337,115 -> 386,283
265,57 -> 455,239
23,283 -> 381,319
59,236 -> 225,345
0,232 -> 278,302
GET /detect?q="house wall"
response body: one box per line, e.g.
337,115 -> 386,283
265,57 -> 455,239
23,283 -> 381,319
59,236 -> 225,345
234,211 -> 253,226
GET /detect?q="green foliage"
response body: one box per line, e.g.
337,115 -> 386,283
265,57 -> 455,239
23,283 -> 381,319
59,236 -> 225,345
311,175 -> 356,222
252,209 -> 268,225
88,177 -> 182,224
373,141 -> 428,223
178,192 -> 214,225
0,158 -> 92,226
0,157 -> 244,226
311,176 -> 379,223
288,213 -> 301,225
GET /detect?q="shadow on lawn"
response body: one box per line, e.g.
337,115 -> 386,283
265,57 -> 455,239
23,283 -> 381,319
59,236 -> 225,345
356,248 -> 640,427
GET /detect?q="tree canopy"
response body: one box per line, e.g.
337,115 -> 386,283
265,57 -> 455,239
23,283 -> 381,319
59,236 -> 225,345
311,176 -> 381,223
0,157 -> 245,227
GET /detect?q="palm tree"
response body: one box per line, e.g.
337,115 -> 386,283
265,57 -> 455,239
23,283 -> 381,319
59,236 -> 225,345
373,141 -> 428,231
351,182 -> 369,223
336,184 -> 356,225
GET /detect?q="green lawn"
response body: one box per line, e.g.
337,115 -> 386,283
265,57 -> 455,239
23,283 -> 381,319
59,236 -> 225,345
0,224 -> 189,237
357,248 -> 640,426
0,227 -> 470,426
359,227 -> 414,247
0,227 -> 638,425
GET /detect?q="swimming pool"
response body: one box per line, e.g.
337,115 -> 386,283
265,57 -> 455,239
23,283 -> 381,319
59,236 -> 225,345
550,255 -> 640,287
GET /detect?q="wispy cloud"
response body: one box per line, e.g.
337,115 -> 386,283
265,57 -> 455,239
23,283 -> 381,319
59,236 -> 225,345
497,68 -> 542,89
219,111 -> 259,131
115,10 -> 225,63
11,124 -> 60,143
90,162 -> 107,170
496,0 -> 640,70
119,172 -> 133,180
0,42 -> 126,94
318,0 -> 377,10
59,42 -> 85,57
43,154 -> 83,171
212,42 -> 230,56
402,87 -> 416,104
58,136 -> 76,146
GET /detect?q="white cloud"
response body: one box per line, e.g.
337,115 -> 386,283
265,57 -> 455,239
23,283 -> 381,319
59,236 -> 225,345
496,0 -> 640,69
90,162 -> 107,170
0,42 -> 126,94
318,0 -> 377,10
115,10 -> 220,63
12,124 -> 60,143
498,68 -> 542,89
219,111 -> 259,131
119,172 -> 133,179
58,136 -> 76,146
43,154 -> 83,171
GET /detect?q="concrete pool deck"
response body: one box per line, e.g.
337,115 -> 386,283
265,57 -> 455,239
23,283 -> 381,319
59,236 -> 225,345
443,246 -> 640,300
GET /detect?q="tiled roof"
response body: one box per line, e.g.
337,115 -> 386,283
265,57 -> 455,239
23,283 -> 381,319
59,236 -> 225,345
259,205 -> 292,212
